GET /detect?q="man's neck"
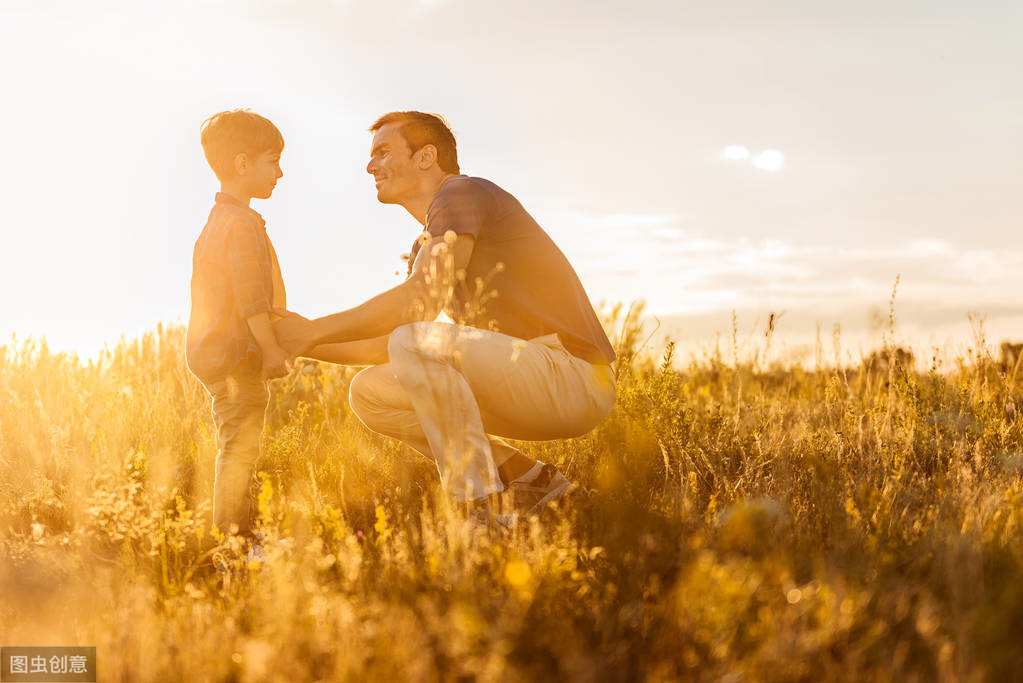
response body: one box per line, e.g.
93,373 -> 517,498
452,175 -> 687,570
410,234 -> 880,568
403,172 -> 456,225
219,181 -> 252,208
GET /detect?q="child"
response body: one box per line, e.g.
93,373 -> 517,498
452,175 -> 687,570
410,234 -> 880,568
186,109 -> 291,541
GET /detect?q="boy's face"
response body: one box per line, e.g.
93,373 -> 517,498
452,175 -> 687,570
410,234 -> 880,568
244,150 -> 283,199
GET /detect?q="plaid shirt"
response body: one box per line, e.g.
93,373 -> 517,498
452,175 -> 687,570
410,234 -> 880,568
186,193 -> 286,385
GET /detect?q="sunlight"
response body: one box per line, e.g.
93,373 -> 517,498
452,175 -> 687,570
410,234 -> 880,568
3,3 -> 1023,680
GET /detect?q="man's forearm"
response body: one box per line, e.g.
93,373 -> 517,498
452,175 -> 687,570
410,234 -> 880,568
303,336 -> 390,366
311,278 -> 434,345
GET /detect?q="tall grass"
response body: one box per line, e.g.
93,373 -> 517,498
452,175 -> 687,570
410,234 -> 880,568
1,310 -> 1022,681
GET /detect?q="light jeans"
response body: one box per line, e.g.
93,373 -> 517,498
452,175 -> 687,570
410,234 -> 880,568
206,372 -> 269,537
349,322 -> 616,502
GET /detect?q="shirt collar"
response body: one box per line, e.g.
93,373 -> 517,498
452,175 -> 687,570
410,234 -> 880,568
215,192 -> 265,227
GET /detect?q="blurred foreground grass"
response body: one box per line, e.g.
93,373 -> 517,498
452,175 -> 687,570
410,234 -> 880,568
2,307 -> 1023,682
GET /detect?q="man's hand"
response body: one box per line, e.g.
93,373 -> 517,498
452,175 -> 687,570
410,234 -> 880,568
272,308 -> 317,357
261,344 -> 293,380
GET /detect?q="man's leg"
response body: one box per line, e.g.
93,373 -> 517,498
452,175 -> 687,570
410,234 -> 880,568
209,373 -> 269,538
348,364 -> 522,493
382,322 -> 615,502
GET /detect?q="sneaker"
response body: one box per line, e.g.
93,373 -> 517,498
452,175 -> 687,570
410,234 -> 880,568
506,463 -> 577,516
462,494 -> 517,530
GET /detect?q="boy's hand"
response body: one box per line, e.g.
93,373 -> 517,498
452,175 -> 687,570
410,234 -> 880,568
261,345 -> 293,379
273,310 -> 316,357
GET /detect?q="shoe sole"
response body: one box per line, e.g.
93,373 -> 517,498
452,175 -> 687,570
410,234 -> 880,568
525,476 -> 578,516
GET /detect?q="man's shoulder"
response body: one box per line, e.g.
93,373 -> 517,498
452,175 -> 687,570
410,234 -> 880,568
455,175 -> 515,195
437,175 -> 494,196
432,176 -> 511,213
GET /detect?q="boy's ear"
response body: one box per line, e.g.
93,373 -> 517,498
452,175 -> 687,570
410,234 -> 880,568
232,152 -> 249,177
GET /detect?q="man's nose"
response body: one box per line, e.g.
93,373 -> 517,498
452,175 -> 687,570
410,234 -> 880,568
366,158 -> 376,174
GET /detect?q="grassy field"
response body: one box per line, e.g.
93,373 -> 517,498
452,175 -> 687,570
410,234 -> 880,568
2,307 -> 1022,682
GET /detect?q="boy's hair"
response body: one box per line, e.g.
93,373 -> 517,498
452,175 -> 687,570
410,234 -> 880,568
369,111 -> 459,174
200,109 -> 284,180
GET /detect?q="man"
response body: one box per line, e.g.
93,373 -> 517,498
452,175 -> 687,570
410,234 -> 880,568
277,111 -> 616,521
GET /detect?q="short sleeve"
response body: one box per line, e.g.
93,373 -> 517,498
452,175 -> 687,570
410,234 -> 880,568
425,178 -> 492,240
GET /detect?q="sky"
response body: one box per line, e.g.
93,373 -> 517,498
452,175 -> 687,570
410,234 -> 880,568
1,0 -> 1021,358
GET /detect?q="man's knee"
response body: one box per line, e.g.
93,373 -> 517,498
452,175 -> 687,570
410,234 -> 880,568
388,321 -> 455,364
387,322 -> 422,360
349,365 -> 404,431
348,367 -> 379,422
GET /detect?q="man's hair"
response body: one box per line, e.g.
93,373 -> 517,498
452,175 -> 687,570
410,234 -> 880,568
369,111 -> 459,174
200,109 -> 284,180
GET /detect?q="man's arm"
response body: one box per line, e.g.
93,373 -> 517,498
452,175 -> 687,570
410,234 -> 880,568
302,335 -> 390,366
275,231 -> 474,354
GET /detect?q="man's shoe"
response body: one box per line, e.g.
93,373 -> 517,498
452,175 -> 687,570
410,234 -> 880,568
506,463 -> 577,517
462,494 -> 517,530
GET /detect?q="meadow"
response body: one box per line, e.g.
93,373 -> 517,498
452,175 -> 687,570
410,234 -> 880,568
2,305 -> 1022,682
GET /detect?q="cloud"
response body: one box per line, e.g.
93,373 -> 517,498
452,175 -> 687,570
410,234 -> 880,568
752,149 -> 785,172
718,145 -> 750,163
907,239 -> 954,257
554,210 -> 1023,318
716,145 -> 785,172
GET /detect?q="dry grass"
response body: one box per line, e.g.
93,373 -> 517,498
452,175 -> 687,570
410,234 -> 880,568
2,309 -> 1023,682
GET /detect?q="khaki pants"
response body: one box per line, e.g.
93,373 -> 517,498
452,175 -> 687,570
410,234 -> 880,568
349,322 -> 616,502
206,372 -> 269,537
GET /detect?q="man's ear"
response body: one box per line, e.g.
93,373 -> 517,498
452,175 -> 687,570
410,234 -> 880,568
232,152 -> 249,177
415,144 -> 438,170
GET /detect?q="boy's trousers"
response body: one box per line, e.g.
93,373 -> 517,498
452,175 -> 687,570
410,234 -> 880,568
348,322 -> 616,503
206,372 -> 269,538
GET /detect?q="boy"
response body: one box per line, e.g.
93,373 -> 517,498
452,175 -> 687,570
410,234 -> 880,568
186,109 -> 291,541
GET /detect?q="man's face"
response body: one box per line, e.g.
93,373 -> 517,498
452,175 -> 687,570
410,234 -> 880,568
366,123 -> 418,204
247,150 -> 283,199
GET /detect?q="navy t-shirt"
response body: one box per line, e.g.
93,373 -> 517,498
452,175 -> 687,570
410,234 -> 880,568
415,175 -> 616,365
